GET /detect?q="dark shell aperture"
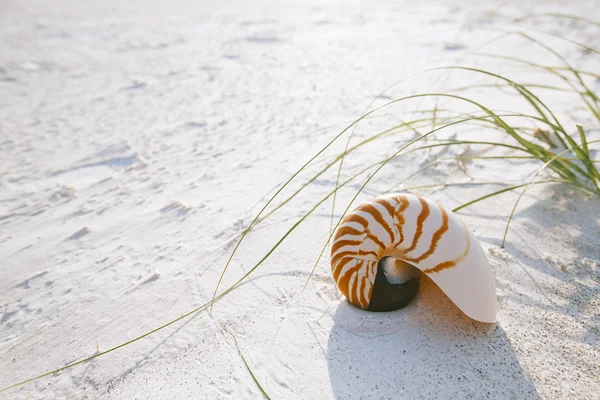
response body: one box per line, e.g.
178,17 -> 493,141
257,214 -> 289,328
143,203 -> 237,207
366,256 -> 421,312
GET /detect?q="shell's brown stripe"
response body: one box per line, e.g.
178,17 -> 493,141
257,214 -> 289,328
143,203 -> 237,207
335,210 -> 387,252
422,222 -> 471,274
397,195 -> 410,213
333,257 -> 355,282
364,262 -> 377,306
362,275 -> 371,308
358,275 -> 369,309
394,195 -> 410,243
370,261 -> 377,280
404,197 -> 430,253
422,260 -> 456,274
332,258 -> 351,278
350,272 -> 360,306
338,261 -> 364,299
331,251 -> 357,267
373,197 -> 396,220
348,272 -> 357,304
334,226 -> 364,241
365,229 -> 386,251
406,205 -> 449,263
331,248 -> 379,269
357,275 -> 368,308
343,213 -> 369,229
360,203 -> 395,243
335,224 -> 386,253
330,239 -> 363,257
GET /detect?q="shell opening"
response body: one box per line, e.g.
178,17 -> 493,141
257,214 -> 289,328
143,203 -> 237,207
367,256 -> 421,312
382,257 -> 421,284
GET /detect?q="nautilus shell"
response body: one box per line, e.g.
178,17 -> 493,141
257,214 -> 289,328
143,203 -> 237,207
331,193 -> 497,323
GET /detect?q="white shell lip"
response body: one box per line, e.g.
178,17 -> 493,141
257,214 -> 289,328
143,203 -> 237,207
418,230 -> 497,323
388,194 -> 497,323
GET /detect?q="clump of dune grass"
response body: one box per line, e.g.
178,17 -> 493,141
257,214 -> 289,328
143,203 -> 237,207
2,13 -> 599,394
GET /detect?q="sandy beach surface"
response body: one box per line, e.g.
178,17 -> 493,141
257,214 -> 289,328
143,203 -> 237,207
1,0 -> 599,399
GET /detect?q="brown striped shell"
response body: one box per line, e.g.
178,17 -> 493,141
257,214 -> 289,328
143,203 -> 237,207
330,193 -> 497,323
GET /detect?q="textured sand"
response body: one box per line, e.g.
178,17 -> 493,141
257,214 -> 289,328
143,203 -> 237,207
1,0 -> 599,399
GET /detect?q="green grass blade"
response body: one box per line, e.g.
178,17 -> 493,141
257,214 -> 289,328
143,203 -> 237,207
406,179 -> 560,193
452,180 -> 567,213
513,13 -> 600,29
575,124 -> 600,189
233,334 -> 270,399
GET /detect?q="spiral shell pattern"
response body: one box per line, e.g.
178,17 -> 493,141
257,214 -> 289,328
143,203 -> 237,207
331,193 -> 474,311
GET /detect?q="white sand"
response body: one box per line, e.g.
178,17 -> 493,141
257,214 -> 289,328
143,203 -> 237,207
1,0 -> 599,399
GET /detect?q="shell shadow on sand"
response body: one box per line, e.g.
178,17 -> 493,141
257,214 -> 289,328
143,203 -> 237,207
326,277 -> 539,399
